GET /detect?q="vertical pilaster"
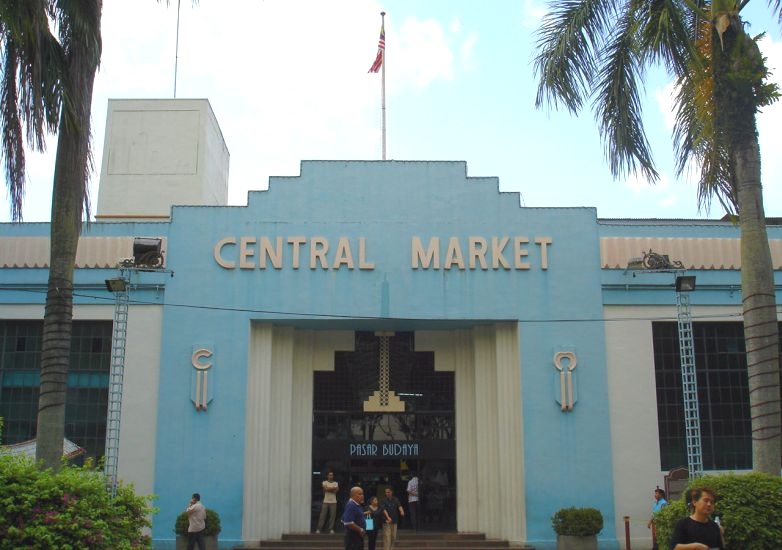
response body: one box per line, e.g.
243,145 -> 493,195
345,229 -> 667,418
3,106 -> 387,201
290,331 -> 316,530
244,327 -> 353,542
473,325 -> 500,536
268,326 -> 295,536
453,330 -> 478,532
242,323 -> 274,540
494,322 -> 524,543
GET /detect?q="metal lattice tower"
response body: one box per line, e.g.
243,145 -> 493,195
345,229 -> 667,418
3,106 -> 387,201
104,272 -> 130,496
676,288 -> 704,478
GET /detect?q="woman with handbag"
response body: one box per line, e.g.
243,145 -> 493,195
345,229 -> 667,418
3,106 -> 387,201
365,496 -> 384,550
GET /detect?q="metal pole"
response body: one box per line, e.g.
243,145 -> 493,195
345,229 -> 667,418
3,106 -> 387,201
174,0 -> 181,97
380,11 -> 386,160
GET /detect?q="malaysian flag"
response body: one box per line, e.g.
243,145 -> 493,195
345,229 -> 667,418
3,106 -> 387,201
368,24 -> 385,73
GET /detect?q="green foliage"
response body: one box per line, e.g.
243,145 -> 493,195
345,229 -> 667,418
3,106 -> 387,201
654,473 -> 782,550
551,507 -> 604,536
174,508 -> 221,537
0,454 -> 156,550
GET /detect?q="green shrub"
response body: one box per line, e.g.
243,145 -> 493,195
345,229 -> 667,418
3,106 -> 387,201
551,507 -> 604,536
0,454 -> 156,550
174,508 -> 221,537
654,472 -> 782,550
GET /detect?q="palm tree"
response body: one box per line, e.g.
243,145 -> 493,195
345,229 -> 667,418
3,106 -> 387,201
1,0 -> 103,469
534,0 -> 780,474
3,1 -> 196,470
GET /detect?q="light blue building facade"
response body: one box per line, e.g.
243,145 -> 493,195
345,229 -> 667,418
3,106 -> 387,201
1,101 -> 779,550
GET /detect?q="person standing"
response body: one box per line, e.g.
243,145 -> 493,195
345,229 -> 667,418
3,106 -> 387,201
670,487 -> 725,550
185,493 -> 207,550
341,486 -> 366,550
647,487 -> 668,550
406,472 -> 419,530
381,487 -> 405,550
365,495 -> 384,550
316,471 -> 339,534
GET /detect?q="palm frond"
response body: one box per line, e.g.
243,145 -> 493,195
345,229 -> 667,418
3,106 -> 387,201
0,0 -> 65,221
0,0 -> 63,150
639,0 -> 696,77
768,0 -> 782,24
534,0 -> 615,113
593,6 -> 658,181
671,28 -> 738,213
1,39 -> 26,221
52,0 -> 102,63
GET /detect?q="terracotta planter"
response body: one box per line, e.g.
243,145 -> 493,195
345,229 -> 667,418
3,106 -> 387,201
556,534 -> 598,550
175,535 -> 219,550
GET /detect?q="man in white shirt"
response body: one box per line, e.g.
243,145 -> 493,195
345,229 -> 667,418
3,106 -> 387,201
316,471 -> 339,534
406,473 -> 419,531
186,493 -> 207,550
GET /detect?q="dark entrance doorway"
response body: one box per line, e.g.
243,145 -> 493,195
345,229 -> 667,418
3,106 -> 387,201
311,332 -> 456,532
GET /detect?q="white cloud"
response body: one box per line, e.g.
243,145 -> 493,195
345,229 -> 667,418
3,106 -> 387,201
623,171 -> 670,193
660,194 -> 678,208
521,0 -> 547,29
461,32 -> 478,72
655,81 -> 677,132
394,17 -> 455,89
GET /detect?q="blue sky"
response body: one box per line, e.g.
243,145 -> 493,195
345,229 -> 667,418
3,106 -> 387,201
2,0 -> 781,222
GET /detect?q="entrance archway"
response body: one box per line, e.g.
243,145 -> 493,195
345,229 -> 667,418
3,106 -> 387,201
311,332 -> 456,531
242,323 -> 524,545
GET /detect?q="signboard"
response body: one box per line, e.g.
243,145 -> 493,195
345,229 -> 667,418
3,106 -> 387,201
313,440 -> 454,460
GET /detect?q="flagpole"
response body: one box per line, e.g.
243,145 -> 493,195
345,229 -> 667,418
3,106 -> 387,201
380,11 -> 387,160
174,0 -> 181,98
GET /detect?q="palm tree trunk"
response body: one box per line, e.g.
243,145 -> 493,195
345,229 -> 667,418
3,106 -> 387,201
736,139 -> 782,475
35,2 -> 102,469
711,6 -> 782,475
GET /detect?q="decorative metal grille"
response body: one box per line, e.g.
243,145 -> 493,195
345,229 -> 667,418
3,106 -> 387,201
314,331 -> 454,414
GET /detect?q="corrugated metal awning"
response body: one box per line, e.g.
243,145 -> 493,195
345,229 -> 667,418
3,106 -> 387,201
600,237 -> 782,269
0,236 -> 166,268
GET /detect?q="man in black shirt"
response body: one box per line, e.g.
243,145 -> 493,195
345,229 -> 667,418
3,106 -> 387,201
380,487 -> 405,550
670,487 -> 724,550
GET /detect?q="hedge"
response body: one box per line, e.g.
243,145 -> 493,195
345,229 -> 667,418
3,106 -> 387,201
0,454 -> 156,550
654,472 -> 782,550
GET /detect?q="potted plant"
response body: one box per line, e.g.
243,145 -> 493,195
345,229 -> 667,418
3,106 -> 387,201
552,507 -> 603,550
174,508 -> 222,550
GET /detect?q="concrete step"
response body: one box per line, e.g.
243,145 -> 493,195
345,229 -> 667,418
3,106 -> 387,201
236,531 -> 535,550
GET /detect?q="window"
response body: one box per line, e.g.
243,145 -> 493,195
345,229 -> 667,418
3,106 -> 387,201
0,321 -> 112,460
653,322 -> 780,470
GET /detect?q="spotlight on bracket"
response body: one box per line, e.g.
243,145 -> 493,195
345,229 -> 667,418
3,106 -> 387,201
675,275 -> 697,292
132,237 -> 163,268
105,278 -> 128,293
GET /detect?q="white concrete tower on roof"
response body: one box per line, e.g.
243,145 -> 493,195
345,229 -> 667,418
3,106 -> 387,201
96,98 -> 229,220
